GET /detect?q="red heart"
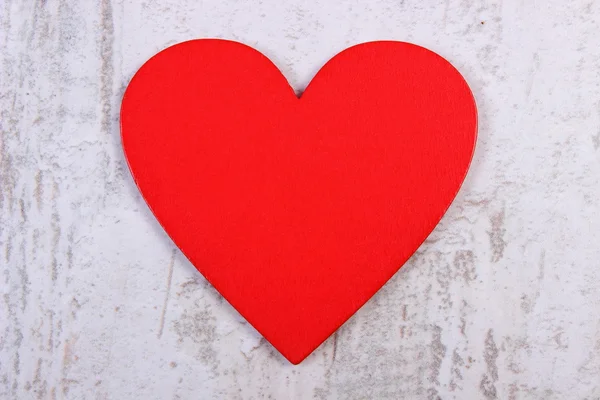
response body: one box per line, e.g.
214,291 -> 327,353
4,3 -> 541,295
121,39 -> 477,364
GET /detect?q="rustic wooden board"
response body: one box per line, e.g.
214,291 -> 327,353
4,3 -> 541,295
1,1 -> 599,399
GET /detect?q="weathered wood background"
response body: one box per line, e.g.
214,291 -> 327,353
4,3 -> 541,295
2,1 -> 600,399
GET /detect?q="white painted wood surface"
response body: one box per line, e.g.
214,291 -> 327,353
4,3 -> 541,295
2,1 -> 600,399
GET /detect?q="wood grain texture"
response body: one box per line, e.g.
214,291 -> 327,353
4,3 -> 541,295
1,1 -> 599,399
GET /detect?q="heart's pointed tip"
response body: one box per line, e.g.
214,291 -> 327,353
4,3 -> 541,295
277,345 -> 315,365
283,352 -> 309,365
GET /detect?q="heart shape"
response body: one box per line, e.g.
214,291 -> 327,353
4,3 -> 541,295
121,39 -> 477,364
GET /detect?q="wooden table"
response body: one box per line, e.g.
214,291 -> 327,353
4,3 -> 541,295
1,1 -> 599,398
